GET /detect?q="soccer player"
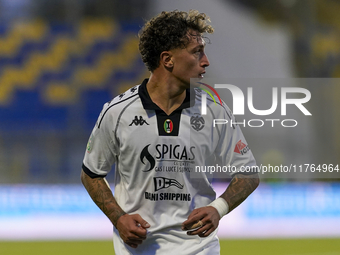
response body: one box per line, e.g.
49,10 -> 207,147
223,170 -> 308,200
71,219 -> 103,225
81,10 -> 259,254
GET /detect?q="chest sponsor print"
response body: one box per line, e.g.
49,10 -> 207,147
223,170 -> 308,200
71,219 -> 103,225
140,144 -> 196,173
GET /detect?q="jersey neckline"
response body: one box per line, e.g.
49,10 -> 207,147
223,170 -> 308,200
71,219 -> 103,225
138,79 -> 195,113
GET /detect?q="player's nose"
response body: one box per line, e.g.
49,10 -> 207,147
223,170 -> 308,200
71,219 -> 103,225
201,53 -> 210,68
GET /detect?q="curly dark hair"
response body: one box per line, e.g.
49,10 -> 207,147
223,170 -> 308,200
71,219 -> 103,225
138,10 -> 214,72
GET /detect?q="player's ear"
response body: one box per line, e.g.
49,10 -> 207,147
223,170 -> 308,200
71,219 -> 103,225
160,51 -> 173,69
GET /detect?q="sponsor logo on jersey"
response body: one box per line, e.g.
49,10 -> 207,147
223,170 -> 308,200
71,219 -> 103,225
144,174 -> 190,202
190,114 -> 205,131
153,177 -> 184,191
140,144 -> 196,172
234,140 -> 250,155
129,116 -> 149,126
164,119 -> 173,133
140,144 -> 155,172
145,192 -> 191,202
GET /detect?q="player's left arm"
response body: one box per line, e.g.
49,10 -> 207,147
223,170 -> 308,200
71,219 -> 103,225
220,172 -> 260,213
182,172 -> 259,237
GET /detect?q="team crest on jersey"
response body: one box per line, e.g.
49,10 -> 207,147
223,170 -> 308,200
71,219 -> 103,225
164,119 -> 173,133
190,114 -> 205,131
234,140 -> 250,155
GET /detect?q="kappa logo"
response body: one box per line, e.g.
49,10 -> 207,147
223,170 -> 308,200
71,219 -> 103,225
234,140 -> 250,155
190,114 -> 205,131
129,116 -> 149,126
153,177 -> 184,191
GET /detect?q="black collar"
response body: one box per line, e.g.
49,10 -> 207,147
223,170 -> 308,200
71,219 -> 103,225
138,79 -> 194,111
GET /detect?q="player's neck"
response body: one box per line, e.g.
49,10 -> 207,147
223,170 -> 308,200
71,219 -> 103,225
147,73 -> 187,115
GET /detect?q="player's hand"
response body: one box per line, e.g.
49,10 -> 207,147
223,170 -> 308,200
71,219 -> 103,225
116,214 -> 150,248
181,206 -> 220,238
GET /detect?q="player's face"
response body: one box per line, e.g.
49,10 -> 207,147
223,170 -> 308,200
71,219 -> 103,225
169,31 -> 210,87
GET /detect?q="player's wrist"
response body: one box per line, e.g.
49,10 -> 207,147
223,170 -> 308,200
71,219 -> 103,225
208,197 -> 229,219
113,211 -> 127,228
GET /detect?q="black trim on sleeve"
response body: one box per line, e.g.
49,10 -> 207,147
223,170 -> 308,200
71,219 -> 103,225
82,163 -> 107,178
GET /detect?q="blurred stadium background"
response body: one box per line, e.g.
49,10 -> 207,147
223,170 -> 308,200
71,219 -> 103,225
0,0 -> 340,254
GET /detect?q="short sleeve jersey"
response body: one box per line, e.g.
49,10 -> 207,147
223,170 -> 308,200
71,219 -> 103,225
82,79 -> 257,255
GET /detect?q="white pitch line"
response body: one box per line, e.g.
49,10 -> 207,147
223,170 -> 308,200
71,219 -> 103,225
287,252 -> 340,255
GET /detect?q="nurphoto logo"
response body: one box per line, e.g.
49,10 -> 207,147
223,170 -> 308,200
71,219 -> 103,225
194,81 -> 312,128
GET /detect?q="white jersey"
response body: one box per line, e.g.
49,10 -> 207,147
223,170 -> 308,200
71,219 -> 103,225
83,79 -> 257,255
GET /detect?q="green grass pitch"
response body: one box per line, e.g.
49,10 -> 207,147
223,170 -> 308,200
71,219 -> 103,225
1,238 -> 340,255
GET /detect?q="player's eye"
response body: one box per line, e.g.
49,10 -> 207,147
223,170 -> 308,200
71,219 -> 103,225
194,49 -> 202,55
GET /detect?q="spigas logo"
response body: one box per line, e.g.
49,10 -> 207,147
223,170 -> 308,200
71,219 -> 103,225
140,144 -> 155,172
140,144 -> 196,172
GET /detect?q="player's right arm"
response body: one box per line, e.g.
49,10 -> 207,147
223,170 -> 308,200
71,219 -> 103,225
81,169 -> 150,248
81,99 -> 149,248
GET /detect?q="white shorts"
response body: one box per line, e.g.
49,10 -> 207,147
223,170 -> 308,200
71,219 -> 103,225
113,227 -> 220,255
